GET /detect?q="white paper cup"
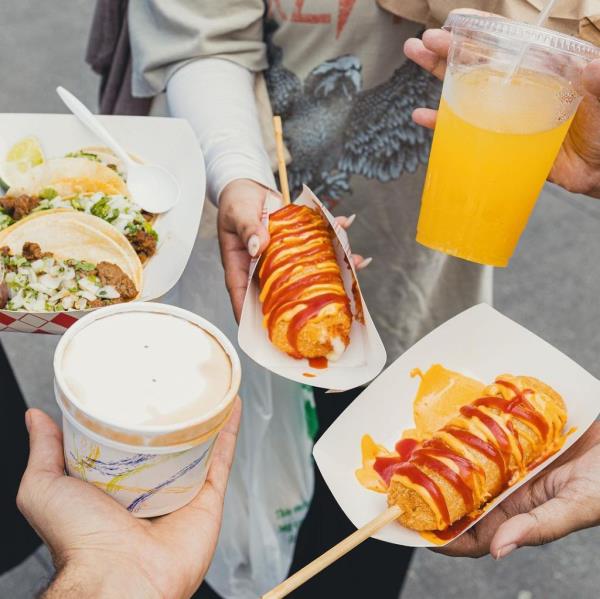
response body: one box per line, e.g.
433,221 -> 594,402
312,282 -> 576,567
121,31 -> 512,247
53,302 -> 241,517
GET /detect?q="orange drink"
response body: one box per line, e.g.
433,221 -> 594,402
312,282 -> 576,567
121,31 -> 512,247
417,13 -> 600,267
417,67 -> 574,266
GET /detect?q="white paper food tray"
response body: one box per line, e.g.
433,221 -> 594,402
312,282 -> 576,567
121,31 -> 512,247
0,113 -> 205,333
313,304 -> 600,547
238,185 -> 386,390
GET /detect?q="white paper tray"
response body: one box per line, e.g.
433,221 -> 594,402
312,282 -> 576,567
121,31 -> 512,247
313,304 -> 600,547
238,185 -> 386,390
0,113 -> 205,333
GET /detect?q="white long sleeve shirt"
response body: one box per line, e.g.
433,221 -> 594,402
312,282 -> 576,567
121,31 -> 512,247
167,57 -> 275,203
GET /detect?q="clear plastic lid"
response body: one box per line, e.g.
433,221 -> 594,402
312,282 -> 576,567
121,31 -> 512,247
444,12 -> 600,61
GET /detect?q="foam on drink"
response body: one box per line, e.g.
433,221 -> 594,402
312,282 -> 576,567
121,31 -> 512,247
60,311 -> 232,428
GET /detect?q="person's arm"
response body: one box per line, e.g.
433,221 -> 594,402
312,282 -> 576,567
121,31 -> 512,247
18,404 -> 241,599
167,57 -> 276,203
129,1 -> 277,320
166,57 -> 277,319
42,561 -> 160,599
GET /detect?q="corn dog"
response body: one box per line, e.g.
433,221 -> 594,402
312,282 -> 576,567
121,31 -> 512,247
258,204 -> 352,362
360,374 -> 567,532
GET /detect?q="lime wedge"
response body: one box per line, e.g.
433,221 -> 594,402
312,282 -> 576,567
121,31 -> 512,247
0,136 -> 45,189
7,136 -> 44,171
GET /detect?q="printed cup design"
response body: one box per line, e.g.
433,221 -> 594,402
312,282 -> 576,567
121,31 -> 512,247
62,410 -> 217,518
53,302 -> 241,517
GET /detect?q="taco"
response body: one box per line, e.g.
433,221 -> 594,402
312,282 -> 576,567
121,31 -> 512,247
0,155 -> 158,262
0,209 -> 142,312
6,157 -> 128,197
65,146 -> 127,179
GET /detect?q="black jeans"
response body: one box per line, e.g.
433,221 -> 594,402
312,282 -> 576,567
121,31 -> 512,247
0,340 -> 42,573
195,386 -> 413,598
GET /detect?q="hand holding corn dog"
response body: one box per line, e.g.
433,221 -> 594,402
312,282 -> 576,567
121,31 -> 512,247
218,117 -> 368,323
438,420 -> 600,559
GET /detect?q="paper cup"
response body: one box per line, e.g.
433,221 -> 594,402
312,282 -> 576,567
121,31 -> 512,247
53,302 -> 241,517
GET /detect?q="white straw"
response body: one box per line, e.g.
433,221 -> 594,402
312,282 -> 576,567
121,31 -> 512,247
504,0 -> 558,81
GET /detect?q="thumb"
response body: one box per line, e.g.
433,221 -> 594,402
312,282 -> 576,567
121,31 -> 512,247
583,59 -> 600,99
23,409 -> 65,479
490,496 -> 580,559
230,197 -> 270,258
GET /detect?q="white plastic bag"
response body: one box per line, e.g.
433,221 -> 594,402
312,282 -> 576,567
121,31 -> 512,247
208,377 -> 315,597
164,201 -> 315,598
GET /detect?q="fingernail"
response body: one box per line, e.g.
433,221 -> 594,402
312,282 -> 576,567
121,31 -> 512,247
357,257 -> 373,270
495,543 -> 518,560
345,214 -> 357,227
24,410 -> 32,434
247,234 -> 260,257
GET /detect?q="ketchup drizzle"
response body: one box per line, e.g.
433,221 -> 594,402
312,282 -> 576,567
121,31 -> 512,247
373,377 -> 560,541
259,205 -> 351,361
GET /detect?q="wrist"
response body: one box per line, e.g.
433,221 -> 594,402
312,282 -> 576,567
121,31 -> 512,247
220,178 -> 270,204
43,555 -> 162,599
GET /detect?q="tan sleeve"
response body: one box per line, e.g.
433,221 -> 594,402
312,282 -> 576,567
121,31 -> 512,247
579,15 -> 600,46
129,0 -> 268,98
376,0 -> 600,45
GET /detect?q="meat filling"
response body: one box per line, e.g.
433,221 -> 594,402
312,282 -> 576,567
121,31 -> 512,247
126,230 -> 157,263
0,195 -> 40,220
0,281 -> 8,309
96,261 -> 138,300
0,243 -> 138,311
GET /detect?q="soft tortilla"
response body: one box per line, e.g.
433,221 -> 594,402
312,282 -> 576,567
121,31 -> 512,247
73,146 -> 127,177
0,209 -> 143,298
7,157 -> 129,198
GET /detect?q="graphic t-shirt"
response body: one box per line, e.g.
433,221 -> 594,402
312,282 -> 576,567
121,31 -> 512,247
131,0 -> 492,363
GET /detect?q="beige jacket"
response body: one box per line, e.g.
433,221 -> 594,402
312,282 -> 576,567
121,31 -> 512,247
377,0 -> 600,44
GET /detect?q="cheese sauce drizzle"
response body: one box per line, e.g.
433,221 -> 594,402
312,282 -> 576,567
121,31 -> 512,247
371,376 -> 567,532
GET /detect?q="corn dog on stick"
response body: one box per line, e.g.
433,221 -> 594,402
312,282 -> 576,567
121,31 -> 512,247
258,204 -> 352,361
377,375 -> 567,531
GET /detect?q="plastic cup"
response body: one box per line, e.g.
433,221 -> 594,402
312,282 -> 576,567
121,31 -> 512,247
416,13 -> 600,267
53,302 -> 241,517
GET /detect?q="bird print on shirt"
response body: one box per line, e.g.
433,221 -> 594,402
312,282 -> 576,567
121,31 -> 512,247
264,18 -> 440,206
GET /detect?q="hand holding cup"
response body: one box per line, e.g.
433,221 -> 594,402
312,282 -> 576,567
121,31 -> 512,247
404,23 -> 600,199
17,401 -> 241,599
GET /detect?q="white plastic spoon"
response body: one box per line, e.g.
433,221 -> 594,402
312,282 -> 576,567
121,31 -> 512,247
56,86 -> 179,214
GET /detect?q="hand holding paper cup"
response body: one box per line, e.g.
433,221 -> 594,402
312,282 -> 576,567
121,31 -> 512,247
53,302 -> 241,517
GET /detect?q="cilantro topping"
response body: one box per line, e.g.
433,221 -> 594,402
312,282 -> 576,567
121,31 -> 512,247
39,187 -> 58,200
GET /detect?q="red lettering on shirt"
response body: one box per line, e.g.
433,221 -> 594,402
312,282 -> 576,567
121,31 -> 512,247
291,0 -> 331,24
337,0 -> 356,37
267,0 -> 288,19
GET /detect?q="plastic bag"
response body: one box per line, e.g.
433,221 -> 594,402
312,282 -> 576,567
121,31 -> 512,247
164,201 -> 315,598
207,378 -> 315,597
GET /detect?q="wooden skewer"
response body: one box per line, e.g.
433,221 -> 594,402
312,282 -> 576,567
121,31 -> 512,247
262,505 -> 402,599
273,115 -> 291,206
